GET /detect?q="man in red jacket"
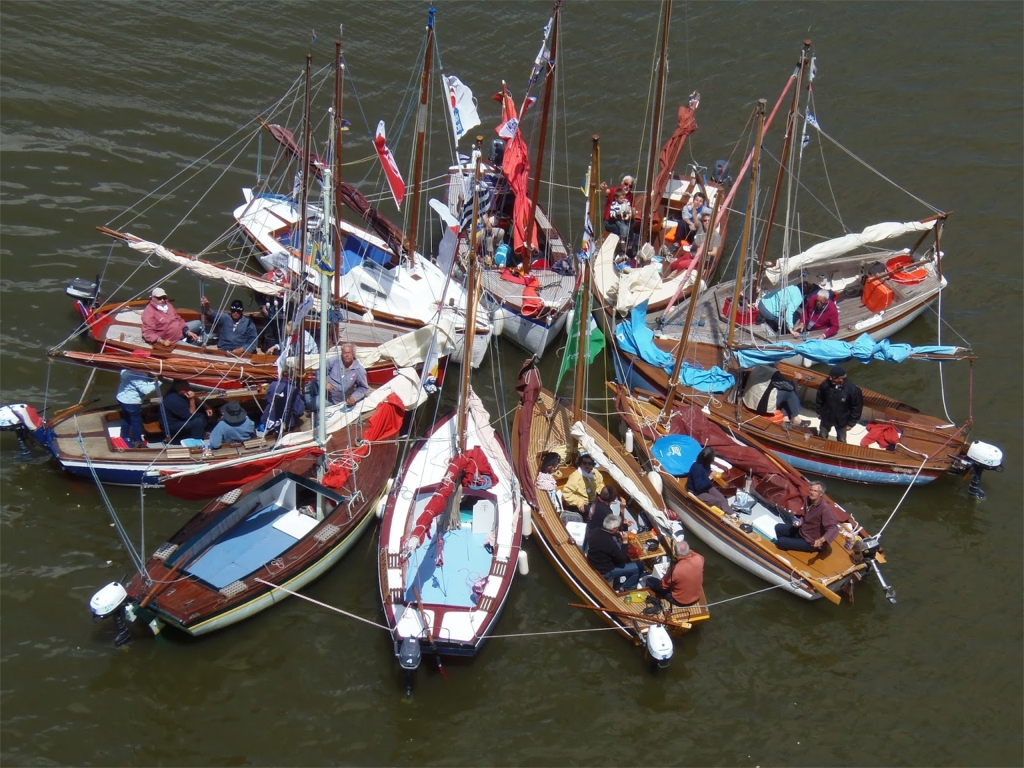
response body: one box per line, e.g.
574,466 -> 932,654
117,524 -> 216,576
790,288 -> 840,339
141,287 -> 202,348
645,539 -> 704,606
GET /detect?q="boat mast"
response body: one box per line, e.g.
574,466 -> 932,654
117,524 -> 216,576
753,41 -> 811,292
333,35 -> 345,311
318,118 -> 334,451
404,7 -> 436,270
456,156 -> 483,454
522,1 -> 560,274
572,135 -> 601,429
640,0 -> 672,245
659,191 -> 724,425
725,99 -> 767,352
296,54 -> 313,380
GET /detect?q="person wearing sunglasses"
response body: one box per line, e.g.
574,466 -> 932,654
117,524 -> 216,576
140,286 -> 202,348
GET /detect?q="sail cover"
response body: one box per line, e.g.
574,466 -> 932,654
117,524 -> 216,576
764,220 -> 936,285
651,102 -> 699,208
127,238 -> 287,298
495,84 -> 538,258
733,333 -> 965,369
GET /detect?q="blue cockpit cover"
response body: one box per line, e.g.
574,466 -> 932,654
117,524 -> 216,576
651,434 -> 702,477
615,302 -> 735,393
733,333 -> 962,369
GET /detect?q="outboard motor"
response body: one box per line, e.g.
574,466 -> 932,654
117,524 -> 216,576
89,582 -> 136,648
857,536 -> 896,604
710,159 -> 732,188
398,637 -> 422,697
0,403 -> 43,457
65,275 -> 100,307
645,624 -> 674,671
488,138 -> 506,167
950,441 -> 1004,499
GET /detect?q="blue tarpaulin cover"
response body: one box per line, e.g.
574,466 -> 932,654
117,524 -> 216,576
615,302 -> 735,393
651,434 -> 703,477
734,333 -> 962,369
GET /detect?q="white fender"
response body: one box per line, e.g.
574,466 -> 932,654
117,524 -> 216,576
522,506 -> 533,538
646,470 -> 664,496
624,428 -> 634,453
517,549 -> 529,576
489,307 -> 506,337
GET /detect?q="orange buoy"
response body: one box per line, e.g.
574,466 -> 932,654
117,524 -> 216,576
886,254 -> 928,285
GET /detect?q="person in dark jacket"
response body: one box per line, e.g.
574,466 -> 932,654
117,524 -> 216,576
585,514 -> 642,591
774,481 -> 839,552
258,369 -> 305,434
162,379 -> 213,443
200,296 -> 258,354
686,446 -> 733,513
587,485 -> 618,531
816,365 -> 863,442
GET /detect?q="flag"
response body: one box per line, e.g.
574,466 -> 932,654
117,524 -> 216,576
528,14 -> 555,86
442,74 -> 481,144
579,165 -> 591,196
555,286 -> 605,392
311,232 -> 333,277
580,164 -> 595,256
808,55 -> 817,83
497,116 -> 519,140
806,112 -> 820,130
373,120 -> 406,209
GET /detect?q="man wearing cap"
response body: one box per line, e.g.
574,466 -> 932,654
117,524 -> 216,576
790,288 -> 840,339
644,540 -> 705,607
200,296 -> 258,355
208,401 -> 257,449
816,365 -> 863,442
141,287 -> 202,348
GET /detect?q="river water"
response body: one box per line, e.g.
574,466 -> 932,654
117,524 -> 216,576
1,2 -> 1021,766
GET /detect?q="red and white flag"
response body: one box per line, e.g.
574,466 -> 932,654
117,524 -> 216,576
374,120 -> 406,210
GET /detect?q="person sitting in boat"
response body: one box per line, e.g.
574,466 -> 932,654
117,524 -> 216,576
256,290 -> 286,354
258,367 -> 305,435
644,539 -> 705,607
815,366 -> 863,442
481,215 -> 506,265
200,297 -> 258,355
686,447 -> 734,514
208,401 -> 256,449
141,287 -> 203,348
663,211 -> 721,282
115,369 -> 159,448
162,379 -> 213,443
535,452 -> 562,509
267,321 -> 318,358
562,454 -> 605,517
586,514 -> 642,592
325,343 -> 368,407
679,190 -> 711,243
756,283 -> 805,333
774,481 -> 839,552
790,288 -> 840,339
742,366 -> 806,426
602,175 -> 635,250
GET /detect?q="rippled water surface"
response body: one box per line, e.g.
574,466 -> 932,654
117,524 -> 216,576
1,2 -> 1021,766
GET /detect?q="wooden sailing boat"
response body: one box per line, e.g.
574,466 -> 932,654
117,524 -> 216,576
511,136 -> 708,666
378,157 -> 522,687
442,2 -> 579,358
660,41 -> 948,350
233,9 -> 493,368
614,103 -> 895,604
90,75 -> 411,639
592,0 -> 733,327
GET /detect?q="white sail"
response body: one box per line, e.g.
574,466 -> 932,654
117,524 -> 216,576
764,219 -> 936,285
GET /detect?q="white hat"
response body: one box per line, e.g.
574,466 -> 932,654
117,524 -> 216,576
151,287 -> 168,299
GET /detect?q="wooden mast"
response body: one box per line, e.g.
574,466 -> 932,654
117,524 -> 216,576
522,2 -> 560,274
572,135 -> 601,428
332,36 -> 345,312
296,54 -> 313,380
726,99 -> 768,353
753,41 -> 811,292
456,156 -> 484,454
404,7 -> 436,269
640,0 -> 672,245
659,191 -> 724,425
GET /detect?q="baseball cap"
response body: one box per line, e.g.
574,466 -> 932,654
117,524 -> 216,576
151,287 -> 168,299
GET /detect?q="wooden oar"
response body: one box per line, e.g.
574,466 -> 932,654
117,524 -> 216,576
568,602 -> 693,631
43,398 -> 100,429
413,586 -> 446,680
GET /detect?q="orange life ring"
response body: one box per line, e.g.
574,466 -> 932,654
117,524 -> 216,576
886,255 -> 927,285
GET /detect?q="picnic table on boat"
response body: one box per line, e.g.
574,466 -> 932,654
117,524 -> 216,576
629,531 -> 666,562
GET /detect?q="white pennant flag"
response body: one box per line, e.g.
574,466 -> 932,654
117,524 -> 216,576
441,74 -> 481,144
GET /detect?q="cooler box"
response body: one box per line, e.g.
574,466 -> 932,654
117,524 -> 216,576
862,276 -> 894,313
721,297 -> 758,326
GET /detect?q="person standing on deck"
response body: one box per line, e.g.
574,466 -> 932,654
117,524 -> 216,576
816,366 -> 863,442
116,369 -> 159,447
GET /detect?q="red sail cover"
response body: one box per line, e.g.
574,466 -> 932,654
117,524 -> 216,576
162,446 -> 323,501
322,393 -> 406,489
373,120 -> 406,210
495,85 -> 538,259
651,103 -> 698,211
407,446 -> 496,543
499,269 -> 544,316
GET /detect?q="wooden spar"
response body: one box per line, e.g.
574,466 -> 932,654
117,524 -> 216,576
659,191 -> 724,425
456,157 -> 483,454
404,8 -> 435,269
567,602 -> 693,631
333,37 -> 344,311
522,3 -> 560,274
571,136 -> 601,430
725,100 -> 767,352
296,55 -> 313,380
639,0 -> 672,244
752,41 -> 811,292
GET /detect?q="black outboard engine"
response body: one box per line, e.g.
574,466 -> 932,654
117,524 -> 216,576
949,440 -> 1004,499
397,637 -> 421,696
89,582 -> 136,648
857,536 -> 896,604
65,275 -> 101,307
0,403 -> 42,458
711,159 -> 732,188
489,139 -> 505,167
